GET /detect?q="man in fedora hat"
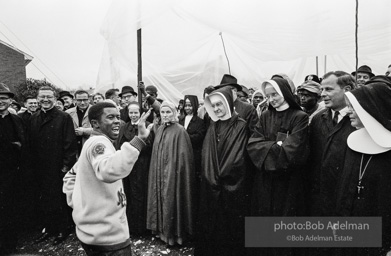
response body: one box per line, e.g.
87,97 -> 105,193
119,86 -> 137,122
59,90 -> 75,111
0,83 -> 29,253
214,74 -> 258,135
351,65 -> 375,87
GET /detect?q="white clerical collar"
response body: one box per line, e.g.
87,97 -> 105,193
276,102 -> 289,112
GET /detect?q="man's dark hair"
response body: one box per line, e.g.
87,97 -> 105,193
24,95 -> 36,102
38,86 -> 57,97
88,102 -> 117,125
74,90 -> 89,97
105,89 -> 118,99
323,71 -> 356,89
93,93 -> 105,100
388,64 -> 391,68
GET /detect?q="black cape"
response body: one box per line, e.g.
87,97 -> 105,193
146,123 -> 195,244
195,113 -> 249,256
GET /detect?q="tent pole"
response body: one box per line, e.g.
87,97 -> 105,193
316,56 -> 319,76
355,0 -> 359,81
137,28 -> 142,106
324,55 -> 327,74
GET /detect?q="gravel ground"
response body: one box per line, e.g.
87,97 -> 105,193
10,230 -> 194,256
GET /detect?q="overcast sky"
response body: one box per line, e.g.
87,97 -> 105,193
0,0 -> 113,90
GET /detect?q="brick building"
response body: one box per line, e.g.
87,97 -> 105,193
0,39 -> 33,94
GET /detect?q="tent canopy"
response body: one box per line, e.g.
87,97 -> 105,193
97,0 -> 391,103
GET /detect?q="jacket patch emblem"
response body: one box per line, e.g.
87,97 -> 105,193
92,143 -> 105,157
117,188 -> 127,207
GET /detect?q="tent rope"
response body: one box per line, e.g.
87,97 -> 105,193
219,32 -> 231,75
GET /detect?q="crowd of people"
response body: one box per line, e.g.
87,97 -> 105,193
1,64 -> 391,255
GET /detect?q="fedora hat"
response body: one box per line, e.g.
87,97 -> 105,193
119,86 -> 137,97
0,83 -> 14,98
304,74 -> 321,84
59,90 -> 74,99
214,74 -> 242,91
351,65 -> 375,77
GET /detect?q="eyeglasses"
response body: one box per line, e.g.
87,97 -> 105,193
76,99 -> 89,102
0,97 -> 10,101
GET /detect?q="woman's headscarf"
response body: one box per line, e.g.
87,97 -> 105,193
345,82 -> 391,154
261,77 -> 301,111
160,101 -> 179,123
251,89 -> 266,103
204,87 -> 234,121
184,95 -> 199,115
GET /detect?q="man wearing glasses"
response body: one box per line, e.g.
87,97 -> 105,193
29,86 -> 77,245
118,86 -> 137,122
66,90 -> 93,155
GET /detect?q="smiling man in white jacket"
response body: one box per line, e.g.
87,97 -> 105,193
63,102 -> 151,255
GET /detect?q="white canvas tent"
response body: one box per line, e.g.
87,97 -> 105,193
96,0 -> 391,103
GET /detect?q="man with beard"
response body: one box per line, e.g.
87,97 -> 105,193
30,86 -> 77,245
18,95 -> 38,123
297,80 -> 325,123
0,83 -> 29,253
63,103 -> 151,255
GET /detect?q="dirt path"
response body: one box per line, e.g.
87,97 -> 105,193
11,230 -> 194,256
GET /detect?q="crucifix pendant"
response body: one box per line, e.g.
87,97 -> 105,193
357,181 -> 364,199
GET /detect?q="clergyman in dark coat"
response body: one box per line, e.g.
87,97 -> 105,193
29,86 -> 77,244
0,83 -> 30,253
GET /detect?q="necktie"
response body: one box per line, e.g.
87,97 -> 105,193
332,111 -> 339,126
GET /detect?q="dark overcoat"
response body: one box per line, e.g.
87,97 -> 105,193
29,107 -> 77,211
0,113 -> 29,228
308,109 -> 355,215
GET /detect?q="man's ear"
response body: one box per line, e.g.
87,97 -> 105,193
91,119 -> 99,129
344,86 -> 352,92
